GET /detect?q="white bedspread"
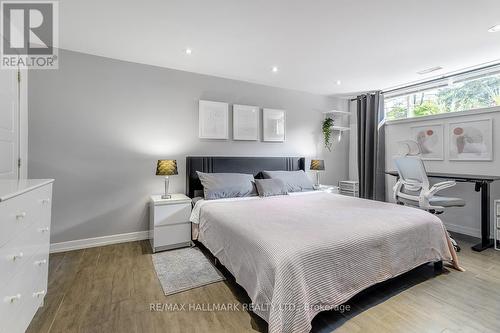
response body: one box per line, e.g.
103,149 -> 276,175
190,192 -> 453,333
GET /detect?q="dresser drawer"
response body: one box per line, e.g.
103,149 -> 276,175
153,203 -> 191,227
0,194 -> 37,248
496,201 -> 500,217
14,250 -> 48,333
0,184 -> 52,248
0,216 -> 50,285
152,223 -> 191,250
0,249 -> 47,333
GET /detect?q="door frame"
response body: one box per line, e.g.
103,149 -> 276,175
18,68 -> 28,179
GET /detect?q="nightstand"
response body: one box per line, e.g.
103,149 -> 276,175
150,193 -> 192,253
315,185 -> 340,194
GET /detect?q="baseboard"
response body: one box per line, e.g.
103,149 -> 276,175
50,230 -> 150,253
443,222 -> 480,238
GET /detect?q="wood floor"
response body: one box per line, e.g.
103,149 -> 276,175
27,236 -> 500,333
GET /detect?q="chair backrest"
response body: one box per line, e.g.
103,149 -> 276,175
393,156 -> 430,201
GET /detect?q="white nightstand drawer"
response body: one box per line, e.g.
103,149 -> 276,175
496,202 -> 500,217
154,203 -> 191,227
153,223 -> 191,250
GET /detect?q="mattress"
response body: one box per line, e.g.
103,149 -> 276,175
190,192 -> 455,333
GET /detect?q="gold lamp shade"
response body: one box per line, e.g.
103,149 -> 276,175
156,160 -> 178,176
310,159 -> 325,171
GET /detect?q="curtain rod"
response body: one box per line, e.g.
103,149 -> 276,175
349,61 -> 500,102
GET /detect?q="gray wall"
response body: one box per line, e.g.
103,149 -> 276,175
29,50 -> 349,244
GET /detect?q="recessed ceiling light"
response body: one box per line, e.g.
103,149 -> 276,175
488,24 -> 500,32
272,66 -> 278,73
336,80 -> 341,85
417,66 -> 443,75
185,48 -> 192,55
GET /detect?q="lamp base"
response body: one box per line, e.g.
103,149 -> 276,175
162,176 -> 171,199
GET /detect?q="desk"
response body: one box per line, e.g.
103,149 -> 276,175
386,171 -> 500,252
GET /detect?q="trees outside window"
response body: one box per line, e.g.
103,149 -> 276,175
384,72 -> 500,120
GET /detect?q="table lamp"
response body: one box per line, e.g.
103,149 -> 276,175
156,159 -> 178,199
310,159 -> 325,187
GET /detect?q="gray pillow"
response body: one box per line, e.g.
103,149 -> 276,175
261,170 -> 314,192
196,172 -> 257,200
255,179 -> 288,197
191,196 -> 204,206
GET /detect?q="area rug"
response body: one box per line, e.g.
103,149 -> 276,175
152,247 -> 225,296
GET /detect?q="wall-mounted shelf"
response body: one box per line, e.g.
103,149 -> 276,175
323,110 -> 350,116
322,110 -> 350,144
330,126 -> 350,132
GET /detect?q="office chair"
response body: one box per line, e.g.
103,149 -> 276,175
393,140 -> 465,251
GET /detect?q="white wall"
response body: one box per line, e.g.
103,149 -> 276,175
385,107 -> 500,237
28,50 -> 349,243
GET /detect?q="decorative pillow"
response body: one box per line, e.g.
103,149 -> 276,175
255,179 -> 288,197
196,172 -> 257,200
261,170 -> 314,192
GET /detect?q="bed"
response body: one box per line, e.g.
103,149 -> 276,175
186,156 -> 457,333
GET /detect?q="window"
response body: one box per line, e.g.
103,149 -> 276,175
384,69 -> 500,121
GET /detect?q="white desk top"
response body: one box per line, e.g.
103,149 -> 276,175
0,179 -> 54,202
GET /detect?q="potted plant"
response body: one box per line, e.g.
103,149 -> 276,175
322,117 -> 334,151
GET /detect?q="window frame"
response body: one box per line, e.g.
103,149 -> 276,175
383,65 -> 500,122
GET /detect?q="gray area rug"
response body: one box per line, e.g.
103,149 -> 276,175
152,247 -> 225,296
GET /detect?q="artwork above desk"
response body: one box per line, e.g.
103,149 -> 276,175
386,171 -> 500,252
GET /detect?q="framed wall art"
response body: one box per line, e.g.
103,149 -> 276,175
263,108 -> 285,142
449,119 -> 493,161
233,104 -> 259,141
198,100 -> 229,139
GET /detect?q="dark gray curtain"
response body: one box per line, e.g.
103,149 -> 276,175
357,91 -> 385,201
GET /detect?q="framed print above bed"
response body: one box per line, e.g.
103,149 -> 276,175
199,100 -> 229,139
449,119 -> 493,161
233,104 -> 259,140
263,108 -> 286,142
411,124 -> 444,160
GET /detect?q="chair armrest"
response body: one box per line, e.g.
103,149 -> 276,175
426,181 -> 456,198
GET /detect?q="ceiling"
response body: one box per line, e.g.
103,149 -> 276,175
59,0 -> 500,96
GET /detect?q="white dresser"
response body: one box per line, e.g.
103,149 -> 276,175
0,179 -> 54,333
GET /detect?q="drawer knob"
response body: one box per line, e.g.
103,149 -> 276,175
35,259 -> 47,266
33,290 -> 46,298
41,199 -> 51,205
38,227 -> 50,233
16,212 -> 26,220
12,252 -> 24,261
4,294 -> 21,303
